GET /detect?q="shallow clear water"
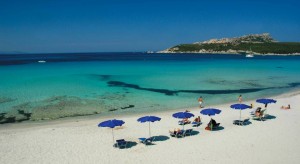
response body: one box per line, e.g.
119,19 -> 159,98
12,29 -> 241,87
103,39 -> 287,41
1,53 -> 300,123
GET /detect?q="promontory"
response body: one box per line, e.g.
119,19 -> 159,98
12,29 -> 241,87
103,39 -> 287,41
158,33 -> 300,55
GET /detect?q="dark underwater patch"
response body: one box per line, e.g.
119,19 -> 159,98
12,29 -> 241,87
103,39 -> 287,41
205,79 -> 263,88
287,82 -> 300,87
0,97 -> 16,104
108,81 -> 178,95
107,80 -> 275,96
87,74 -> 112,81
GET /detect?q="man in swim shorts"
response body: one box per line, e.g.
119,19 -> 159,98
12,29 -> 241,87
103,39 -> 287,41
198,96 -> 203,108
238,95 -> 242,103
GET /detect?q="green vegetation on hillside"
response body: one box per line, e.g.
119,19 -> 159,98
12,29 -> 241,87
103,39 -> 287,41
171,42 -> 300,54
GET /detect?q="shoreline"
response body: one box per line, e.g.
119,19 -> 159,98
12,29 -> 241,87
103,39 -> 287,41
1,88 -> 299,130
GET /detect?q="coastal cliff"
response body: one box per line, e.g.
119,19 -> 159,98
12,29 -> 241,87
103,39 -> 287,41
158,33 -> 300,55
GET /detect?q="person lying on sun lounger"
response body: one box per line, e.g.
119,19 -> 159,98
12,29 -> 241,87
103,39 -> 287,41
281,104 -> 291,110
182,118 -> 191,124
169,128 -> 181,135
192,116 -> 202,127
193,116 -> 201,123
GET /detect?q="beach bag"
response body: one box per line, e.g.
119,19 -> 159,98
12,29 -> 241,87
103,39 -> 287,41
205,126 -> 211,130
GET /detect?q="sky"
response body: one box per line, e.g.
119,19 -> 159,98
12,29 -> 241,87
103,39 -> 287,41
0,0 -> 299,53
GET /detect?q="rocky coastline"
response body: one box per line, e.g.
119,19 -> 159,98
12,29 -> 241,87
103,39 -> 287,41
157,33 -> 300,55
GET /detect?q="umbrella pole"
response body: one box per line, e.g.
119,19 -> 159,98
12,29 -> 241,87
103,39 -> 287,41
240,110 -> 241,120
149,122 -> 151,138
112,128 -> 115,146
240,110 -> 242,125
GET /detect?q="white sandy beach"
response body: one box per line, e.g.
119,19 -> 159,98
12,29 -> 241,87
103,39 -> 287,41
0,91 -> 299,164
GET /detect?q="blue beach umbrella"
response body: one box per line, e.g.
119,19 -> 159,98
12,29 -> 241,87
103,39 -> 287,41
256,98 -> 277,105
172,112 -> 195,119
256,98 -> 277,114
230,104 -> 251,121
98,119 -> 125,144
137,116 -> 161,137
200,108 -> 222,116
172,112 -> 194,129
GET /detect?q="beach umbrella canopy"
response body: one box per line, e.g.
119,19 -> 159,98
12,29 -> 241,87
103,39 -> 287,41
172,112 -> 194,129
256,98 -> 277,104
138,116 -> 161,123
98,119 -> 125,128
172,112 -> 194,119
230,104 -> 251,110
200,108 -> 222,116
137,116 -> 161,137
98,119 -> 125,144
230,104 -> 251,121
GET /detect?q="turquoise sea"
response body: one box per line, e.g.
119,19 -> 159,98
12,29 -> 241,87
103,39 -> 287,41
1,53 -> 300,124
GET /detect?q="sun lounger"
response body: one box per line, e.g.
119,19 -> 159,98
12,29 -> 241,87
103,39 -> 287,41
169,131 -> 176,137
178,120 -> 191,125
183,129 -> 193,136
138,137 -> 155,145
175,130 -> 185,138
169,130 -> 184,138
252,115 -> 265,121
233,118 -> 250,125
252,110 -> 266,121
192,121 -> 202,127
170,129 -> 194,137
178,121 -> 184,125
114,139 -> 127,148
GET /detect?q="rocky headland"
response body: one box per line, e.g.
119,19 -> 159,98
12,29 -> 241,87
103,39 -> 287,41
158,33 -> 300,55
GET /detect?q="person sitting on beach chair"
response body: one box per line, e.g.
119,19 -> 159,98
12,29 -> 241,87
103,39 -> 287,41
255,108 -> 262,117
207,118 -> 220,129
251,107 -> 261,115
252,109 -> 266,121
281,104 -> 291,110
